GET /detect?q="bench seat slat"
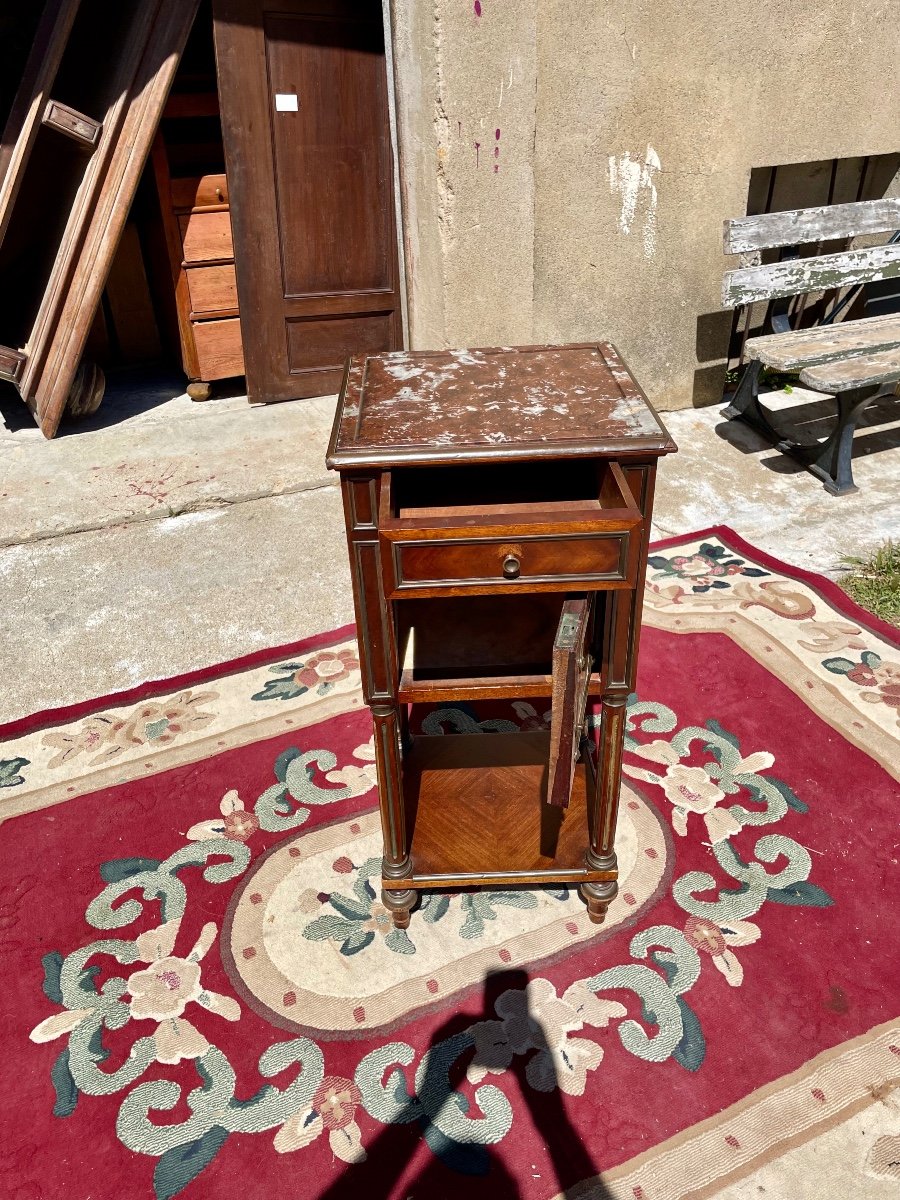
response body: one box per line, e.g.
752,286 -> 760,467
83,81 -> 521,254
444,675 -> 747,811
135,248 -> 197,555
724,198 -> 900,253
745,313 -> 900,369
799,348 -> 900,393
722,243 -> 900,308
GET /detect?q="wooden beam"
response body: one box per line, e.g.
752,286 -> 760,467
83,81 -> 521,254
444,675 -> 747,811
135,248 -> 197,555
722,243 -> 900,308
724,198 -> 900,254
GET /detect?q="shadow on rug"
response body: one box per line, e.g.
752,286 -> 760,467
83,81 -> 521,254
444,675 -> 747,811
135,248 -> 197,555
2,526 -> 898,1200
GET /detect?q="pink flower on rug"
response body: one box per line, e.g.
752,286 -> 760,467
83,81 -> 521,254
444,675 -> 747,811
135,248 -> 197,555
42,690 -> 217,768
187,789 -> 259,843
293,649 -> 359,690
274,1076 -> 366,1163
125,917 -> 240,1064
851,659 -> 900,711
683,915 -> 761,987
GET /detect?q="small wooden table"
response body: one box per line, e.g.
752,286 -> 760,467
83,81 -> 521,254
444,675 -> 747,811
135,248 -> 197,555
327,343 -> 676,926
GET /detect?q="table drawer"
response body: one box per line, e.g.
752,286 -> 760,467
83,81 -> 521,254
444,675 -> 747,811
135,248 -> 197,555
179,211 -> 234,263
186,263 -> 238,315
379,459 -> 642,597
193,317 -> 244,381
171,173 -> 229,212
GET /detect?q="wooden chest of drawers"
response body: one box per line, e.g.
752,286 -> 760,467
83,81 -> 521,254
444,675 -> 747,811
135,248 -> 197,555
150,93 -> 244,399
327,342 -> 677,927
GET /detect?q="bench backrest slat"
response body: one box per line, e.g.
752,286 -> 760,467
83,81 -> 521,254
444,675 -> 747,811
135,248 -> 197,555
723,197 -> 900,254
722,242 -> 900,308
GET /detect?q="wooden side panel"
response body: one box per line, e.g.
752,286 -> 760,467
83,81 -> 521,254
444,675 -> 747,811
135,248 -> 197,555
724,197 -> 900,254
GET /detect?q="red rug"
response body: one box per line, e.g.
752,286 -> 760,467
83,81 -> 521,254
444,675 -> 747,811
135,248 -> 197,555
2,527 -> 898,1200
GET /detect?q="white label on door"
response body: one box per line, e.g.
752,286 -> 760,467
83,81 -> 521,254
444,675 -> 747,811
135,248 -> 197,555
275,93 -> 298,112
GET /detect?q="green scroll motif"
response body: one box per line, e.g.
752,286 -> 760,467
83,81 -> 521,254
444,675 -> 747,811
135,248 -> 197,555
28,701 -> 834,1195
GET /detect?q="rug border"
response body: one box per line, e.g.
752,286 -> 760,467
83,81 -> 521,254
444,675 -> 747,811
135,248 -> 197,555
0,622 -> 357,741
4,523 -> 896,741
652,523 -> 900,645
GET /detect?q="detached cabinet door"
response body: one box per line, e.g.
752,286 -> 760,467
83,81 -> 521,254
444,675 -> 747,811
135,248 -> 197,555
213,0 -> 403,403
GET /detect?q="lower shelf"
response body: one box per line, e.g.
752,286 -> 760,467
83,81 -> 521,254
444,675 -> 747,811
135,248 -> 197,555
387,730 -> 615,890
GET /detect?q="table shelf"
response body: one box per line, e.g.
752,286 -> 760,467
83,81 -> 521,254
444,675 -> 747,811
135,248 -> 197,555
385,731 -> 613,890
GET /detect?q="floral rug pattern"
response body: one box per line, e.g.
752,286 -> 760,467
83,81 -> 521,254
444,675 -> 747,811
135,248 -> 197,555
3,528 -> 898,1200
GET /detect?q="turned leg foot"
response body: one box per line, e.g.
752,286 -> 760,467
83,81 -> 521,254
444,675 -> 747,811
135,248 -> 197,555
382,888 -> 416,929
580,878 -> 617,926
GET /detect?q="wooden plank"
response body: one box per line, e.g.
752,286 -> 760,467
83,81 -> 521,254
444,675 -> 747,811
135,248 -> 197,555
800,348 -> 900,393
724,198 -> 900,254
722,243 -> 900,309
746,313 -> 900,369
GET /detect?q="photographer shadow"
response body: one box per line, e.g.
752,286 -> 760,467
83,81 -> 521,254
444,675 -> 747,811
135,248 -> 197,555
318,967 -> 614,1200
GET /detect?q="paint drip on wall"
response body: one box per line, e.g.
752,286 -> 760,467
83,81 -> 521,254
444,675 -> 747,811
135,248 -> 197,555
607,145 -> 660,259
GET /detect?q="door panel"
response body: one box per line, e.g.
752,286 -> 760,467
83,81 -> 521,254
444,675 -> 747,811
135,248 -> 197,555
214,0 -> 403,403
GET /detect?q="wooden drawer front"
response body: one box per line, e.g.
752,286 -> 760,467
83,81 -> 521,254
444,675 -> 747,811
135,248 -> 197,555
179,211 -> 234,263
384,529 -> 636,597
171,173 -> 229,211
186,264 -> 238,315
193,318 -> 244,380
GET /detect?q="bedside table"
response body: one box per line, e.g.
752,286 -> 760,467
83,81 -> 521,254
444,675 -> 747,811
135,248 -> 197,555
326,343 -> 676,927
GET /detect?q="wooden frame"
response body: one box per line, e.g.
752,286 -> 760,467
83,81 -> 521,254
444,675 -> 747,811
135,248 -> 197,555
0,0 -> 200,436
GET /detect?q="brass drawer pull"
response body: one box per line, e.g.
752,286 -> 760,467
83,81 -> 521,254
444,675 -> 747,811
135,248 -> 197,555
502,553 -> 521,579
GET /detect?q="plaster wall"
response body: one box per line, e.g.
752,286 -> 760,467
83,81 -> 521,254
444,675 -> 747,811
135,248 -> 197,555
388,0 -> 900,409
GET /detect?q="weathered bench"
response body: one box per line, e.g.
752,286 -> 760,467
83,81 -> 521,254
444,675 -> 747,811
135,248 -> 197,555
721,197 -> 900,494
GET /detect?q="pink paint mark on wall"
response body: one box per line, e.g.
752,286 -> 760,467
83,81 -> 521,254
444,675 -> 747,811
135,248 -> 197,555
493,128 -> 501,172
474,141 -> 481,167
458,120 -> 462,138
474,0 -> 482,16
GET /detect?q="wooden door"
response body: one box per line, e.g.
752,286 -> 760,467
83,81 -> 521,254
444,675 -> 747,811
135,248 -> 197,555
213,0 -> 403,403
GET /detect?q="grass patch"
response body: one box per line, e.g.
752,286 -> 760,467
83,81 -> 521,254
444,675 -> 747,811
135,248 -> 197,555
840,541 -> 900,626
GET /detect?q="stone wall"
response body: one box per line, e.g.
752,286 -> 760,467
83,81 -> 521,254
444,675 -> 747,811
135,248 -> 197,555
388,0 -> 900,409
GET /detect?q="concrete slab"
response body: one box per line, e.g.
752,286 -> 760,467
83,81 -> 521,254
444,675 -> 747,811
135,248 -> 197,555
0,486 -> 353,723
652,388 -> 900,577
0,371 -> 338,546
1,368 -> 896,721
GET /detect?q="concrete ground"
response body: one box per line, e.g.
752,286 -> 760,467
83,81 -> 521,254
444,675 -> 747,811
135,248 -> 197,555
1,369 -> 897,722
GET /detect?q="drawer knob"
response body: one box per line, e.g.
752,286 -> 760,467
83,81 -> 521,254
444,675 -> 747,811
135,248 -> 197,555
502,553 -> 521,579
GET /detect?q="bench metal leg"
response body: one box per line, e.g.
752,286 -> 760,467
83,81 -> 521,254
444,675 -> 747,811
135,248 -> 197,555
775,385 -> 878,496
722,360 -> 784,440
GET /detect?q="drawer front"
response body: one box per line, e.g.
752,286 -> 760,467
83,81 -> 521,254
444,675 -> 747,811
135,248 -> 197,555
186,264 -> 238,315
384,529 -> 636,597
192,318 -> 244,381
179,211 -> 234,263
171,173 -> 229,211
